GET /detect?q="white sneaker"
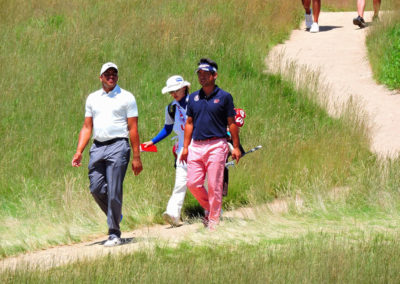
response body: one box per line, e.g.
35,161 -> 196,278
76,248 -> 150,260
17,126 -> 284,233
305,10 -> 313,29
104,234 -> 122,247
310,22 -> 319,33
162,212 -> 180,227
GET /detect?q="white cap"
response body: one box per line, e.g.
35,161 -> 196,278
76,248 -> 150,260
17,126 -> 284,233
161,75 -> 191,94
100,62 -> 118,76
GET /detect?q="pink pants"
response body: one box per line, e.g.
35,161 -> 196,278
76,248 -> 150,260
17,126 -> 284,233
187,138 -> 229,225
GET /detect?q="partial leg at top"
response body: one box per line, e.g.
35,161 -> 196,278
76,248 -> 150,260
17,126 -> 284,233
302,0 -> 321,23
373,0 -> 381,19
357,0 -> 366,18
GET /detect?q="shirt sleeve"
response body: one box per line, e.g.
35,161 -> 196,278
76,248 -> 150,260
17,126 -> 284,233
186,98 -> 193,117
84,96 -> 93,117
226,93 -> 236,117
126,93 -> 139,117
152,124 -> 173,144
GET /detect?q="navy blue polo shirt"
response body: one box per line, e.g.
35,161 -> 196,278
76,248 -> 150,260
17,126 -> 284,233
186,86 -> 236,141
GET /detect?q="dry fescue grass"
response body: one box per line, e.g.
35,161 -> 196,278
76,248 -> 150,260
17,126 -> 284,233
324,0 -> 356,11
0,0 -> 303,257
2,208 -> 400,282
306,0 -> 397,12
1,0 -> 400,259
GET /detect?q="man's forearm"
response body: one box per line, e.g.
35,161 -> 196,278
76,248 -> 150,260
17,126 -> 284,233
228,123 -> 240,149
76,117 -> 93,154
127,117 -> 141,158
76,127 -> 91,154
183,121 -> 193,148
129,129 -> 141,158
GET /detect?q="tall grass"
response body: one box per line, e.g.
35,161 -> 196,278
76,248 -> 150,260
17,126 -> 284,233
323,0 -> 355,11
3,231 -> 400,283
0,0 -> 302,256
1,0 -> 400,258
366,10 -> 400,90
306,0 -> 396,13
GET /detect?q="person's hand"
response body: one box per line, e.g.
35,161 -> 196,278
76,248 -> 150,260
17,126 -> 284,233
142,141 -> 154,148
72,152 -> 82,167
179,147 -> 189,164
132,156 -> 143,176
231,147 -> 241,164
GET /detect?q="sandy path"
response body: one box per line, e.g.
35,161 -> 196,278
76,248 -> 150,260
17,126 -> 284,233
2,11 -> 399,273
0,222 -> 203,271
267,11 -> 400,158
0,207 -> 264,272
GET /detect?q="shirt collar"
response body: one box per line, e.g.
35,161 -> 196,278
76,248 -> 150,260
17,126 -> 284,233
171,95 -> 188,108
102,85 -> 121,96
199,85 -> 220,99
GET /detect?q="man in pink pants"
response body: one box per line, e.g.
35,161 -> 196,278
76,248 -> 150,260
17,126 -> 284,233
180,58 -> 241,231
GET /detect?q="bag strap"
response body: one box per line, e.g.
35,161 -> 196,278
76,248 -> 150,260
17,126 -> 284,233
167,102 -> 176,121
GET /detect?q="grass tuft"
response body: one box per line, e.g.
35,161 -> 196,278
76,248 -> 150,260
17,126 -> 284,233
366,10 -> 400,90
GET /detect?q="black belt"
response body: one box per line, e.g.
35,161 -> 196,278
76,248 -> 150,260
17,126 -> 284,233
94,138 -> 128,146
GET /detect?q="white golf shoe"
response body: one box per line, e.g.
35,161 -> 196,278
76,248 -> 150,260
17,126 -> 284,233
310,22 -> 319,33
162,212 -> 180,227
104,234 -> 122,247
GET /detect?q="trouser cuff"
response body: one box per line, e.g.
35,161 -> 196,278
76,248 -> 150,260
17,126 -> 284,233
108,229 -> 121,238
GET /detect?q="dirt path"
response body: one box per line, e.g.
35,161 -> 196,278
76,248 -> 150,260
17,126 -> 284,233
0,206 -> 270,271
267,11 -> 400,158
0,221 -> 204,271
2,11 -> 399,273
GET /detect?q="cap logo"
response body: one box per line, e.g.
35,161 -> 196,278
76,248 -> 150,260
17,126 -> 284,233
214,99 -> 220,104
197,64 -> 217,73
161,75 -> 190,94
198,64 -> 209,69
100,62 -> 118,76
194,95 -> 199,101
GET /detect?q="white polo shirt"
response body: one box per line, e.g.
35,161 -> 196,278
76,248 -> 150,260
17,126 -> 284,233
85,85 -> 138,142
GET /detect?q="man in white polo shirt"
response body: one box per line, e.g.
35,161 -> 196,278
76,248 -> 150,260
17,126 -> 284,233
72,62 -> 143,246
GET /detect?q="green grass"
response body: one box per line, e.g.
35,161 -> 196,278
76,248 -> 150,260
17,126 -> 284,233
366,11 -> 400,90
0,0 -> 305,256
323,0 -> 356,12
3,229 -> 400,283
317,0 -> 394,12
1,0 -> 400,260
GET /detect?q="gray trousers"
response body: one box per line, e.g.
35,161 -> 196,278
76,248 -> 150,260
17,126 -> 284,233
88,138 -> 130,237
